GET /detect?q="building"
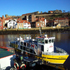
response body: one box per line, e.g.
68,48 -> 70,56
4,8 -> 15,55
54,18 -> 69,27
17,18 -> 31,29
46,20 -> 54,26
48,11 -> 53,13
17,20 -> 24,29
0,16 -> 5,29
7,20 -> 17,29
23,20 -> 31,29
4,18 -> 17,29
4,17 -> 18,29
0,18 -> 3,29
31,17 -> 46,28
4,18 -> 12,28
48,10 -> 62,14
5,18 -> 12,23
2,16 -> 5,27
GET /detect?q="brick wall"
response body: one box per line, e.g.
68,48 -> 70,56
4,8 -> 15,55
54,18 -> 69,26
36,21 -> 45,27
31,14 -> 35,22
0,21 -> 3,29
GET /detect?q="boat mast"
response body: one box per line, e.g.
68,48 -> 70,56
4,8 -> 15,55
39,27 -> 42,36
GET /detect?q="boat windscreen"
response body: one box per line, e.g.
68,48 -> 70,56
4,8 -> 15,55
45,39 -> 55,44
45,40 -> 48,44
49,39 -> 52,43
37,39 -> 44,43
52,39 -> 55,42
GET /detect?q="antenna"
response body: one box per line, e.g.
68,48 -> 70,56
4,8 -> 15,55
39,27 -> 42,36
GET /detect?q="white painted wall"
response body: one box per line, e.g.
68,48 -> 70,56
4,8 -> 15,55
5,20 -> 9,23
24,23 -> 31,29
7,20 -> 17,28
0,54 -> 15,69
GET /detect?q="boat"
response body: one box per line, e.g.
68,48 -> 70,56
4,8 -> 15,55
10,34 -> 69,64
0,47 -> 15,70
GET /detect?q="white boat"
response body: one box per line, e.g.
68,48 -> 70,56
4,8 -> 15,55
10,34 -> 69,64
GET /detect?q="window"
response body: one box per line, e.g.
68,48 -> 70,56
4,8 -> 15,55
23,47 -> 26,50
37,39 -> 44,43
38,24 -> 39,26
52,39 -> 55,42
20,46 -> 23,49
45,40 -> 48,43
49,39 -> 52,43
37,39 -> 40,43
41,45 -> 44,51
24,43 -> 26,46
24,23 -> 26,25
40,39 -> 44,43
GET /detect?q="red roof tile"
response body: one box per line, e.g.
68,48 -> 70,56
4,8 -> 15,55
22,13 -> 31,16
17,20 -> 30,24
17,18 -> 22,21
5,18 -> 12,20
35,17 -> 45,21
49,11 -> 53,12
17,20 -> 24,23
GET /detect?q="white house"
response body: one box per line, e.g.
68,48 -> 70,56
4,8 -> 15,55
17,18 -> 31,29
23,21 -> 31,29
7,20 -> 17,29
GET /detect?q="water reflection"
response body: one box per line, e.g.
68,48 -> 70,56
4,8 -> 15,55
0,31 -> 70,70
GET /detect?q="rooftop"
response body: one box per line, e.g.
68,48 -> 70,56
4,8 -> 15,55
0,48 -> 14,58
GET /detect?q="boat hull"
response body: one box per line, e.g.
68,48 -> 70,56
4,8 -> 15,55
42,54 -> 69,64
10,43 -> 69,64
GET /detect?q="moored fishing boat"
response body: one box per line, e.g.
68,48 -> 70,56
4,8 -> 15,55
10,34 -> 69,64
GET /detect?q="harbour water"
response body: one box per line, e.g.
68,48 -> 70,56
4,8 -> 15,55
0,31 -> 70,70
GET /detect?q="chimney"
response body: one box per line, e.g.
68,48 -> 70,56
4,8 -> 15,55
0,17 -> 1,20
2,15 -> 4,19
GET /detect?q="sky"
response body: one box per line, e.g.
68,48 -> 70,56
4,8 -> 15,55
0,0 -> 70,17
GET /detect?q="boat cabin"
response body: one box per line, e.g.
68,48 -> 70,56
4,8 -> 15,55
36,36 -> 55,53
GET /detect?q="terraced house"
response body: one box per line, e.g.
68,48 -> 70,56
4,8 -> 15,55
31,17 -> 46,28
0,15 -> 5,29
54,18 -> 69,27
17,18 -> 31,29
0,18 -> 3,29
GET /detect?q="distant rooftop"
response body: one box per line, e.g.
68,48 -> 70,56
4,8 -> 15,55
0,48 -> 14,58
